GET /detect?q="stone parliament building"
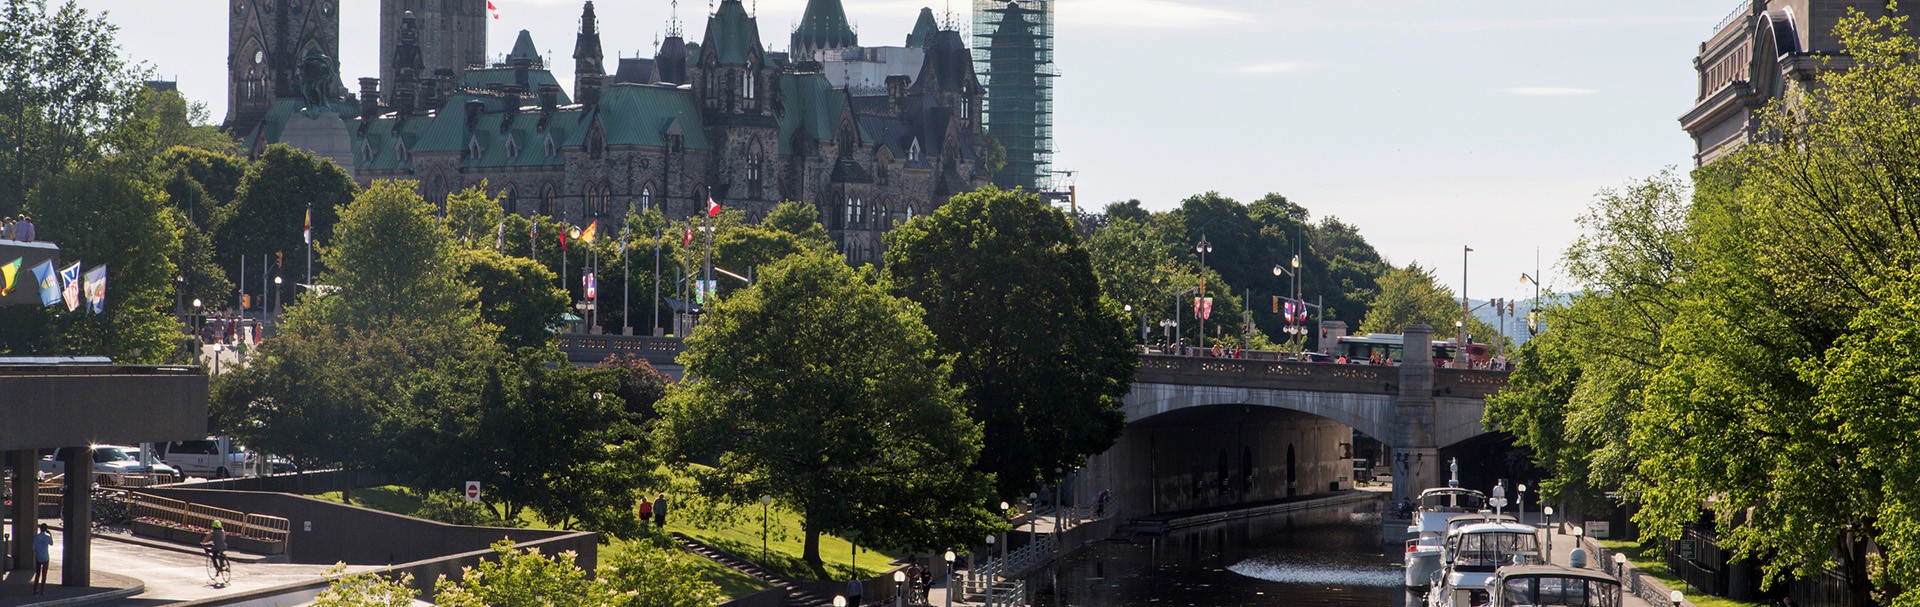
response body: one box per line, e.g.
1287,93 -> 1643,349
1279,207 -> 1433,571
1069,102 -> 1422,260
226,0 -> 991,263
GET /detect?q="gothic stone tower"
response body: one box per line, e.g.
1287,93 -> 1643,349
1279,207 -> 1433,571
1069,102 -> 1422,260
227,0 -> 342,137
380,0 -> 487,104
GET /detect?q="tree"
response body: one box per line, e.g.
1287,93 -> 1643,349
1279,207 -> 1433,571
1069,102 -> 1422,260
456,247 -> 567,351
161,170 -> 234,311
1359,262 -> 1500,345
655,250 -> 997,572
600,539 -> 727,607
219,144 -> 357,299
0,0 -> 151,216
444,183 -> 504,249
885,186 -> 1135,498
597,352 -> 672,421
434,541 -> 614,607
762,200 -> 832,247
312,566 -> 416,607
156,147 -> 248,221
124,87 -> 238,161
17,165 -> 181,363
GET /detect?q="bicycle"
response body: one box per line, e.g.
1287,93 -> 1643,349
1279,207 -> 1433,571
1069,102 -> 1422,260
203,545 -> 230,587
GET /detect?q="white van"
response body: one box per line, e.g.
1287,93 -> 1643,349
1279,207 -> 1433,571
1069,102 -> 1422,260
159,437 -> 248,479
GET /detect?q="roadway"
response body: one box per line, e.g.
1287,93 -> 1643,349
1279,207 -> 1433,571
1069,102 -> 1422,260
0,527 -> 375,606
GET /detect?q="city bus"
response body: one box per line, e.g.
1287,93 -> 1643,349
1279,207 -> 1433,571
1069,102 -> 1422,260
1332,333 -> 1487,366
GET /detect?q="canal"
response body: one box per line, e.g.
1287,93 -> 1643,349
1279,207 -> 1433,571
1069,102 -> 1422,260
1028,498 -> 1414,606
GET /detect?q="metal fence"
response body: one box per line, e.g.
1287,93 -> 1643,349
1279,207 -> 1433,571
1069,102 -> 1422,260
125,492 -> 289,542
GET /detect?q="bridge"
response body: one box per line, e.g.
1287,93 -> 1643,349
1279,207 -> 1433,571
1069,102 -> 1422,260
559,324 -> 1509,514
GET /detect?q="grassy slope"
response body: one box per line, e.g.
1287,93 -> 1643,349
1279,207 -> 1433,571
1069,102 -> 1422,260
1599,539 -> 1766,607
312,487 -> 769,599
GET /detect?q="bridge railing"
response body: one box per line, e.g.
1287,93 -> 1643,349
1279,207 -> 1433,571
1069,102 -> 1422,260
1134,355 -> 1509,397
558,334 -> 685,365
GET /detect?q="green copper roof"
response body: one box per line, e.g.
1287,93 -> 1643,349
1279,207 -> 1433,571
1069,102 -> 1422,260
508,30 -> 541,63
906,8 -> 939,48
701,0 -> 761,65
777,73 -> 844,154
792,0 -> 857,51
594,84 -> 710,149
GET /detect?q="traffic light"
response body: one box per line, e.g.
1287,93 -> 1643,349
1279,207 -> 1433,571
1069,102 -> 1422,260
241,294 -> 252,310
275,251 -> 284,268
1271,296 -> 1280,314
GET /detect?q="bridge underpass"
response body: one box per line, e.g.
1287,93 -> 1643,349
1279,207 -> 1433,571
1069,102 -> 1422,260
1082,324 -> 1511,519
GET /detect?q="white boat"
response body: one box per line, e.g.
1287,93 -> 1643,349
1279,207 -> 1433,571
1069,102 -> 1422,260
1426,521 -> 1542,607
1481,564 -> 1624,607
1403,486 -> 1488,588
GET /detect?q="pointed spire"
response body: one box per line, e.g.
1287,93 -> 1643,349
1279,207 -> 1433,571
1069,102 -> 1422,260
574,1 -> 606,104
507,30 -> 542,67
668,0 -> 684,37
790,0 -> 857,56
908,7 -> 939,48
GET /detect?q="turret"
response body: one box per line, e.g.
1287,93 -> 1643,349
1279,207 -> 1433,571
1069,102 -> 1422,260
791,0 -> 858,58
573,1 -> 606,105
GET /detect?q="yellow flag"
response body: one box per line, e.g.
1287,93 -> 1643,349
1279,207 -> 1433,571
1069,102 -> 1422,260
0,257 -> 20,296
579,220 -> 598,243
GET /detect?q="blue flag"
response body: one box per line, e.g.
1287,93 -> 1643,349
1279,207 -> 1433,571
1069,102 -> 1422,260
31,260 -> 59,307
84,264 -> 107,314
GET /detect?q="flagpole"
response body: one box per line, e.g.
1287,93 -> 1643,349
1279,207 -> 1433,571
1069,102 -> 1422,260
623,210 -> 632,336
652,225 -> 661,337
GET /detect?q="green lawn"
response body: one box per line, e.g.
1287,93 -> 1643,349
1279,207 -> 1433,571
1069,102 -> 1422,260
311,486 -> 770,599
1598,539 -> 1765,607
662,498 -> 907,582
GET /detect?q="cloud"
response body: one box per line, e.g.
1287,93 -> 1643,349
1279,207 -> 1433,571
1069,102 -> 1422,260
1502,87 -> 1599,96
1232,62 -> 1308,75
1056,0 -> 1256,29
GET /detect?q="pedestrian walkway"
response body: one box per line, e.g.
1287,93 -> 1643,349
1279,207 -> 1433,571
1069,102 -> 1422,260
0,526 -> 374,607
1531,516 -> 1673,607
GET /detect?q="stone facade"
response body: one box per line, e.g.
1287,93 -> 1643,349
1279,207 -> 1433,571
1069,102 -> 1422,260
226,0 -> 344,138
380,0 -> 487,106
1680,0 -> 1919,165
236,0 -> 989,264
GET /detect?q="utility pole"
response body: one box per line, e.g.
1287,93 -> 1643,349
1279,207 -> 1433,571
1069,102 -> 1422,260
1460,245 -> 1473,367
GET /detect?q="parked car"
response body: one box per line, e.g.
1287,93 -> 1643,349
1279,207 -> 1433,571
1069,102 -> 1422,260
116,445 -> 183,482
38,445 -> 155,486
158,437 -> 249,479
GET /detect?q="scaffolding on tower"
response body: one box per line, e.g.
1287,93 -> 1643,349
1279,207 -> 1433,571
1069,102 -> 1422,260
972,0 -> 1055,193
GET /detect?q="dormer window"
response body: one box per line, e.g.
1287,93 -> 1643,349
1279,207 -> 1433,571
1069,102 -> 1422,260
506,136 -> 521,159
468,136 -> 483,159
908,139 -> 923,163
545,134 -> 557,158
360,140 -> 374,164
394,140 -> 410,163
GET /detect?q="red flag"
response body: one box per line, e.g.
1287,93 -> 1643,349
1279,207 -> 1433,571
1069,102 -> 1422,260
706,196 -> 722,218
682,227 -> 694,247
559,228 -> 568,253
487,0 -> 501,20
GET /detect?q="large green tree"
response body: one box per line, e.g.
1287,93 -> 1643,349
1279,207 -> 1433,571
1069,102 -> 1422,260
3,165 -> 181,361
1359,262 -> 1500,346
0,0 -> 150,216
655,250 -> 997,572
219,144 -> 357,303
885,186 -> 1135,498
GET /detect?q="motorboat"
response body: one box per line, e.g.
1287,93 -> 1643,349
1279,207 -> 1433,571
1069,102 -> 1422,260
1426,521 -> 1543,607
1481,564 -> 1623,607
1404,486 -> 1488,589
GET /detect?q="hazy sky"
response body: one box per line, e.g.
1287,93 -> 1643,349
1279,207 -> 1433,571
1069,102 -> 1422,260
82,0 -> 1738,302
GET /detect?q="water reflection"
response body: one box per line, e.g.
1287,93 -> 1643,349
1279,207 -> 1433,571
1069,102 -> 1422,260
1031,500 -> 1415,607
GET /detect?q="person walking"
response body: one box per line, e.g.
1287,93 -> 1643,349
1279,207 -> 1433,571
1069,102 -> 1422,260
846,576 -> 864,606
637,498 -> 654,529
32,523 -> 52,595
652,493 -> 668,527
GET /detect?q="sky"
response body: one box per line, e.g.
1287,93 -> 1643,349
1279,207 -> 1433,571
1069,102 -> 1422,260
81,0 -> 1738,303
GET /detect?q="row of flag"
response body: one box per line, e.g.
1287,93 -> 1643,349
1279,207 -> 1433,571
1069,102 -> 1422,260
542,195 -> 723,253
1,257 -> 105,313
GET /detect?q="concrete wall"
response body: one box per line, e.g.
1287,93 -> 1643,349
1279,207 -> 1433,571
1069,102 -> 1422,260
0,366 -> 208,451
138,487 -> 596,571
1100,407 -> 1350,517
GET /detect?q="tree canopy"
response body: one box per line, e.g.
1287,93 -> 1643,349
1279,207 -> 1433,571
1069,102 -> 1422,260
655,250 -> 997,571
885,186 -> 1135,498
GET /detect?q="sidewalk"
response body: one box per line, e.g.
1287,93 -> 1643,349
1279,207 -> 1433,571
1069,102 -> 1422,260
1534,517 -> 1673,607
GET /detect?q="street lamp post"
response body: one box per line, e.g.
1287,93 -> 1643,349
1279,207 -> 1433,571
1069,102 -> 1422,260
895,570 -> 908,607
1613,552 -> 1627,583
942,550 -> 956,607
1027,492 -> 1039,550
272,275 -> 283,329
983,534 -> 996,607
761,494 -> 772,563
1543,506 -> 1555,563
1461,245 -> 1474,367
1195,236 -> 1213,352
1671,590 -> 1685,607
1517,484 -> 1528,525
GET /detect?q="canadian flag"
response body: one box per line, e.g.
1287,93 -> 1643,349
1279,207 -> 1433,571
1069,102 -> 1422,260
487,1 -> 501,20
706,196 -> 722,218
682,227 -> 694,247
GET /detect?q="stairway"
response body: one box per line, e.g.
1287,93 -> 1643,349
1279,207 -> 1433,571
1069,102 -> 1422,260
671,532 -> 873,607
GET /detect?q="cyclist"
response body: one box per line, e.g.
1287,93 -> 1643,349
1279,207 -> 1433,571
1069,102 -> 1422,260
201,520 -> 228,574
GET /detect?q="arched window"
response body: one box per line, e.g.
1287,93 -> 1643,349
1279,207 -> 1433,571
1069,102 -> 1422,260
597,180 -> 614,216
541,183 -> 558,216
583,183 -> 600,216
742,70 -> 756,100
501,184 -> 518,213
640,184 -> 654,211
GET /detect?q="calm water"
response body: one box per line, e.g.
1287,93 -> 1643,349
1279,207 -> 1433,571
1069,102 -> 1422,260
1028,500 -> 1417,607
